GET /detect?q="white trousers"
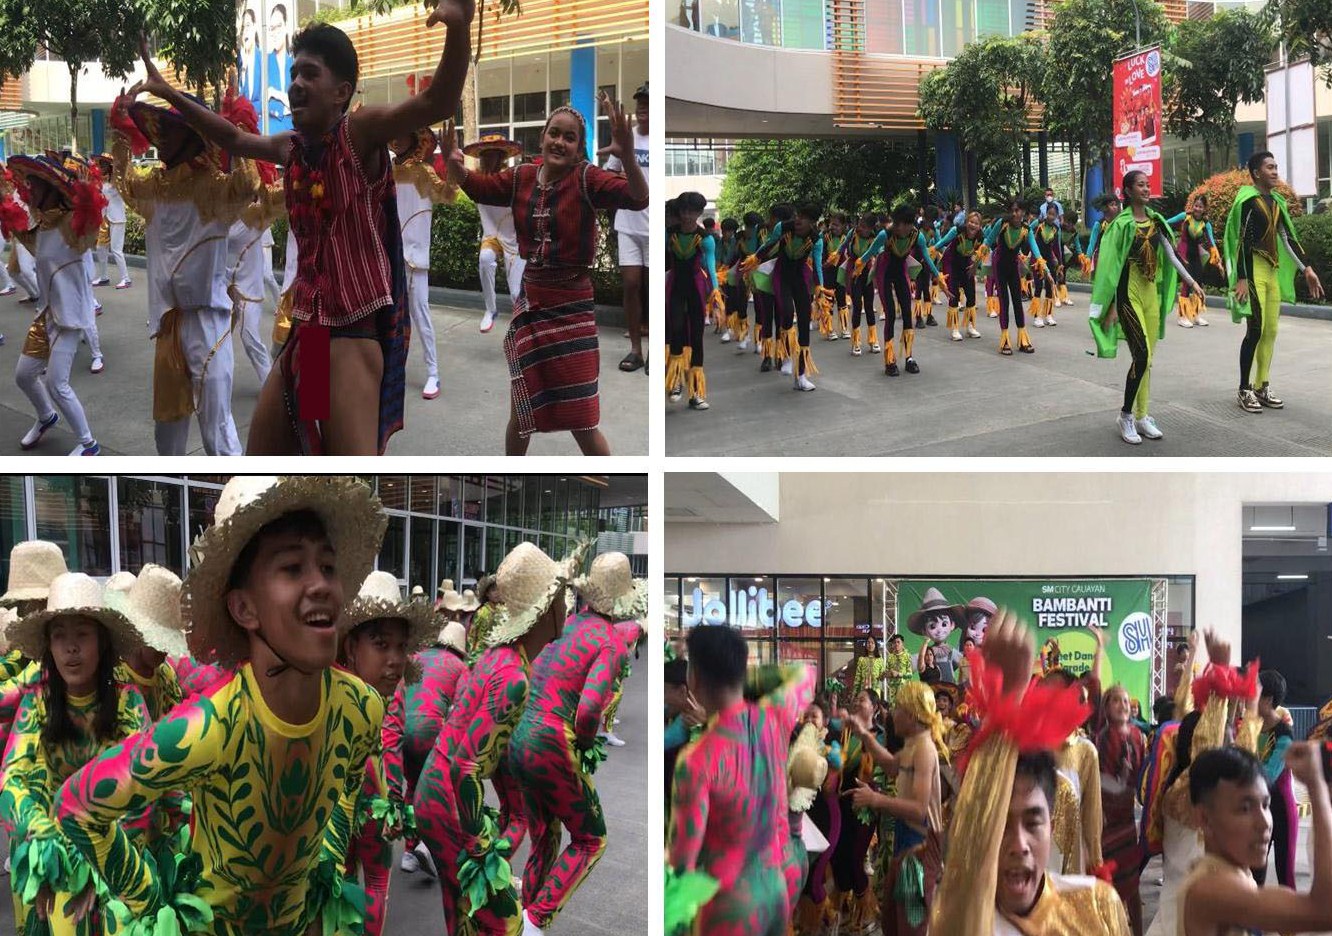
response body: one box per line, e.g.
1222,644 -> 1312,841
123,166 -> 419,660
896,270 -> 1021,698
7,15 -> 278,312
81,254 -> 102,358
15,321 -> 93,444
407,268 -> 437,379
261,245 -> 281,309
236,297 -> 272,385
0,246 -> 13,292
13,245 -> 38,303
95,223 -> 129,283
154,308 -> 242,456
479,248 -> 525,317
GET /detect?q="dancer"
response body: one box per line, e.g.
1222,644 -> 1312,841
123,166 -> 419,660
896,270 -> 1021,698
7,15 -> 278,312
9,154 -> 106,456
1165,195 -> 1219,328
391,125 -> 457,401
465,134 -> 525,335
90,154 -> 132,290
1089,170 -> 1201,446
605,83 -> 649,375
105,564 -> 189,722
854,206 -> 949,376
1226,151 -> 1324,414
1030,202 -> 1063,328
109,90 -> 259,456
751,204 -> 790,372
130,0 -> 475,455
851,637 -> 885,698
983,200 -> 1044,355
935,210 -> 986,341
1095,683 -> 1146,934
1255,669 -> 1298,888
1085,196 -> 1122,271
1057,215 -> 1086,308
791,707 -> 841,934
666,625 -> 815,936
733,210 -> 767,353
743,204 -> 829,391
338,570 -> 435,936
716,218 -> 744,345
509,550 -> 636,935
821,212 -> 849,340
56,475 -> 387,935
665,191 -> 719,410
913,206 -> 941,328
444,95 -> 646,455
843,213 -> 881,355
1,168 -> 41,304
885,633 -> 914,707
1,573 -> 150,936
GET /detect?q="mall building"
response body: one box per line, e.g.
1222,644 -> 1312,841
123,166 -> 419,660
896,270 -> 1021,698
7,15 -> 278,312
0,0 -> 645,159
666,472 -> 1332,727
667,0 -> 1332,206
0,474 -> 647,596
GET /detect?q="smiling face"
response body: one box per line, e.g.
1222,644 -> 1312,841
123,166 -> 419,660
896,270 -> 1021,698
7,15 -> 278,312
965,610 -> 989,645
803,702 -> 826,731
47,615 -> 106,695
1198,776 -> 1273,869
965,214 -> 982,238
288,51 -> 352,135
924,611 -> 955,643
998,775 -> 1052,917
1191,197 -> 1207,219
541,111 -> 584,173
344,618 -> 409,698
1127,173 -> 1151,206
1251,155 -> 1279,189
1105,685 -> 1131,725
227,529 -> 345,673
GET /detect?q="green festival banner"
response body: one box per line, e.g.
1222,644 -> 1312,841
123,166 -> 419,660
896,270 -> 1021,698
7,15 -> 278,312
896,579 -> 1156,708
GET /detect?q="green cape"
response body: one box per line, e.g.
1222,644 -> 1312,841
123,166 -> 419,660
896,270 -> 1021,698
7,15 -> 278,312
1223,185 -> 1303,321
1087,207 -> 1179,359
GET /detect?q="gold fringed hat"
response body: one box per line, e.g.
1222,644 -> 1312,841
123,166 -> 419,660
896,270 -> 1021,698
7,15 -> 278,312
106,564 -> 189,658
392,127 -> 439,164
341,570 -> 437,655
6,572 -> 145,662
181,476 -> 386,669
572,552 -> 646,622
484,540 -> 586,648
462,134 -> 522,159
0,541 -> 69,608
787,722 -> 829,813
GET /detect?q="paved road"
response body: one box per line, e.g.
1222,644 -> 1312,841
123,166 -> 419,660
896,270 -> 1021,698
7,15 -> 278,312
666,291 -> 1332,456
0,283 -> 648,456
0,664 -> 648,935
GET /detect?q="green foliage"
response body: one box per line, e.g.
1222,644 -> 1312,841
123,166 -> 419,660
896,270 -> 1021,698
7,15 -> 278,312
1186,169 -> 1302,232
1156,180 -> 1195,219
1164,11 -> 1272,157
143,0 -> 242,96
1292,213 -> 1332,304
1273,0 -> 1332,86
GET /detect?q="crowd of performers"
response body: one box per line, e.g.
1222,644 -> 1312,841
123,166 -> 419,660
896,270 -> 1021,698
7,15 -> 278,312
0,4 -> 648,457
665,154 -> 1324,446
0,474 -> 645,935
664,607 -> 1332,936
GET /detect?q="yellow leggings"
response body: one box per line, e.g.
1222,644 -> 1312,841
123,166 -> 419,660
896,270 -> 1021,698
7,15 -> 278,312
1119,266 -> 1161,419
1239,254 -> 1282,389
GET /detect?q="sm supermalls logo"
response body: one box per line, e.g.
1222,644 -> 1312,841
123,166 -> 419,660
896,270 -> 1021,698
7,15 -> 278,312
681,584 -> 824,629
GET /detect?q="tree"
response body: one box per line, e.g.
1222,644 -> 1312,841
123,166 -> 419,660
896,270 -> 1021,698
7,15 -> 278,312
716,139 -> 922,220
0,0 -> 143,151
141,0 -> 247,102
1041,0 -> 1169,210
1164,10 -> 1272,173
1272,0 -> 1332,86
918,33 -> 1046,203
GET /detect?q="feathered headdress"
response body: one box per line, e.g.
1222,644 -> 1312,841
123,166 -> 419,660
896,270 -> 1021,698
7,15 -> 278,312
1191,660 -> 1260,714
220,87 -> 277,184
110,94 -> 151,156
0,197 -> 31,240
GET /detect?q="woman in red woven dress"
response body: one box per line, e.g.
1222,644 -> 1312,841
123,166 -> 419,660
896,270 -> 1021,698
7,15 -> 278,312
443,96 -> 648,455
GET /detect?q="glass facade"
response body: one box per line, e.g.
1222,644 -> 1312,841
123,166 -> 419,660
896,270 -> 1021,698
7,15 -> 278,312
1,476 -> 641,593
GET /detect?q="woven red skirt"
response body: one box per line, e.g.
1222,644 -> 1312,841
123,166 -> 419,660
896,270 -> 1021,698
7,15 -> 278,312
504,267 -> 600,437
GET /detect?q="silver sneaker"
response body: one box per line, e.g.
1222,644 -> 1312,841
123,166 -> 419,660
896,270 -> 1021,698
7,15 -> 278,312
1255,385 -> 1284,409
1135,415 -> 1163,440
1118,412 -> 1142,445
795,374 -> 816,391
1237,388 -> 1263,413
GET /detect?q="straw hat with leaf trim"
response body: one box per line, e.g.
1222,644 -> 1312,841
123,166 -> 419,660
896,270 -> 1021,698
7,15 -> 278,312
438,621 -> 466,654
787,722 -> 829,813
1,541 -> 69,608
485,541 -> 586,648
0,607 -> 13,653
341,570 -> 437,656
106,564 -> 189,659
572,552 -> 646,622
6,572 -> 145,662
181,476 -> 386,669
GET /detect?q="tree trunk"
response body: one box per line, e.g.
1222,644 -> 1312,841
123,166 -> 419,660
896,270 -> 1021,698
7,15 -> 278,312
69,66 -> 79,153
461,62 -> 477,164
1204,138 -> 1212,175
1077,139 -> 1089,221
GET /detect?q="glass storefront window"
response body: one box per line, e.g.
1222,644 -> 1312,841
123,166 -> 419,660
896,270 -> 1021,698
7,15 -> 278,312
866,0 -> 904,54
34,476 -> 112,577
903,0 -> 940,56
482,479 -> 506,533
976,0 -> 1008,38
462,476 -> 485,523
824,577 -> 870,641
665,576 -> 682,637
780,638 -> 823,681
781,0 -> 824,48
409,517 -> 434,594
462,526 -> 483,582
680,576 -> 727,629
940,0 -> 973,56
379,514 -> 406,580
698,0 -> 741,39
117,478 -> 185,575
409,476 -> 437,514
484,526 -> 505,577
438,521 -> 460,589
740,0 -> 782,45
775,577 -> 822,637
377,476 -> 409,512
187,485 -> 222,553
824,639 -> 857,694
480,94 -> 510,123
436,476 -> 460,519
0,478 -> 27,590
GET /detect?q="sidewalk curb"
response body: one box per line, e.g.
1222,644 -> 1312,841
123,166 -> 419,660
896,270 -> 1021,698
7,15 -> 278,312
117,253 -> 631,329
1064,280 -> 1332,322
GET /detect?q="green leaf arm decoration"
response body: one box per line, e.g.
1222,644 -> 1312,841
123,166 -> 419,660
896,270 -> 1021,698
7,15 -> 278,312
455,811 -> 517,919
664,866 -> 721,935
578,735 -> 609,776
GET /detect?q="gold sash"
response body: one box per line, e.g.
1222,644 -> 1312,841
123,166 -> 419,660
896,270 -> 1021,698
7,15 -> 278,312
153,308 -> 194,422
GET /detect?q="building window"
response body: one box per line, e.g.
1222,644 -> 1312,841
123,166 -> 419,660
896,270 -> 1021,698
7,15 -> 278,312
438,520 -> 461,588
514,91 -> 547,122
665,576 -> 682,637
775,576 -> 822,637
117,478 -> 185,576
824,577 -> 872,642
514,126 -> 545,159
0,478 -> 27,591
740,0 -> 782,45
409,517 -> 434,595
34,476 -> 112,577
462,525 -> 484,582
480,95 -> 510,123
379,514 -> 406,580
409,476 -> 437,514
698,0 -> 741,39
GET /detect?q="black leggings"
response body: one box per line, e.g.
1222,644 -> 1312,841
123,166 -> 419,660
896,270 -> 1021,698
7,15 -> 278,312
823,264 -> 845,311
755,290 -> 775,343
726,281 -> 748,319
1116,272 -> 1150,414
948,270 -> 976,309
1238,290 -> 1265,390
915,268 -> 932,309
995,265 -> 1026,329
775,261 -> 814,372
830,795 -> 873,895
877,268 -> 913,340
668,280 -> 705,367
850,270 -> 876,329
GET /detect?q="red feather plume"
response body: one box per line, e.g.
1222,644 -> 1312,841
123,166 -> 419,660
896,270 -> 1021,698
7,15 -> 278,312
256,161 -> 278,186
1191,660 -> 1260,713
956,648 -> 1092,777
70,180 -> 108,240
221,88 -> 260,134
0,196 -> 30,241
110,95 -> 150,156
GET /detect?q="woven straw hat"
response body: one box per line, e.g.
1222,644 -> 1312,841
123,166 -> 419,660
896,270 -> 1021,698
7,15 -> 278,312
341,571 -> 436,655
181,476 -> 386,668
572,552 -> 646,621
106,564 -> 188,658
438,621 -> 466,654
437,578 -> 455,596
410,585 -> 425,598
0,541 -> 69,608
458,589 -> 480,612
787,723 -> 829,813
485,541 -> 584,647
6,572 -> 145,662
440,590 -> 467,612
104,571 -> 137,596
0,607 -> 13,652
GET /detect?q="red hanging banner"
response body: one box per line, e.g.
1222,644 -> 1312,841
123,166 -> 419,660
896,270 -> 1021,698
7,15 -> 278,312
1112,46 -> 1164,198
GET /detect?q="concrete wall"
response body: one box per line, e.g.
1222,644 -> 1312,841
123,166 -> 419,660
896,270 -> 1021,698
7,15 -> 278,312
666,26 -> 832,117
664,472 -> 1332,648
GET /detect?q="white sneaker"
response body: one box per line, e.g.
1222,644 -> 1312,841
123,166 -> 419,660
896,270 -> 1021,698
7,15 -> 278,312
967,325 -> 981,338
20,412 -> 58,449
795,375 -> 816,391
950,329 -> 962,341
523,911 -> 545,936
422,376 -> 440,400
1136,415 -> 1163,440
1046,312 -> 1057,326
1033,316 -> 1045,328
413,841 -> 438,879
1178,317 -> 1194,328
720,330 -> 733,343
1117,412 -> 1142,445
668,387 -> 683,403
840,330 -> 852,339
70,440 -> 100,456
736,337 -> 750,351
400,849 -> 420,873
851,344 -> 862,356
90,355 -> 104,374
780,359 -> 793,376
1196,314 -> 1209,326
479,309 -> 497,333
603,731 -> 626,747
869,342 -> 881,353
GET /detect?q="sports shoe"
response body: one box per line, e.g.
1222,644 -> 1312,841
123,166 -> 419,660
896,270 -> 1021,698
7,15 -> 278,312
926,314 -> 937,326
1196,314 -> 1209,326
1135,415 -> 1163,440
688,397 -> 710,410
668,386 -> 683,403
905,357 -> 920,374
91,277 -> 110,287
413,842 -> 438,879
70,440 -> 100,456
20,412 -> 58,449
523,911 -> 545,936
603,731 -> 626,747
885,362 -> 899,376
967,325 -> 981,338
840,329 -> 852,339
1177,317 -> 1194,328
780,359 -> 793,376
90,355 -> 104,374
1033,316 -> 1045,328
422,376 -> 440,399
1255,385 -> 1284,409
479,309 -> 497,333
760,357 -> 773,372
736,337 -> 750,351
950,328 -> 962,341
400,850 -> 420,873
1046,312 -> 1057,326
114,279 -> 132,289
0,286 -> 13,296
1237,388 -> 1262,413
869,342 -> 881,354
720,330 -> 732,343
1117,413 -> 1142,445
94,302 -> 103,316
795,374 -> 816,391
851,344 -> 862,357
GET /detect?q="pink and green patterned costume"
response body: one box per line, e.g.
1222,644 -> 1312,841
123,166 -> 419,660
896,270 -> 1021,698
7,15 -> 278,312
667,664 -> 815,936
168,656 -> 228,699
413,643 -> 529,934
399,647 -> 468,794
507,610 -> 628,929
2,681 -> 151,936
55,663 -> 384,936
116,661 -> 183,722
